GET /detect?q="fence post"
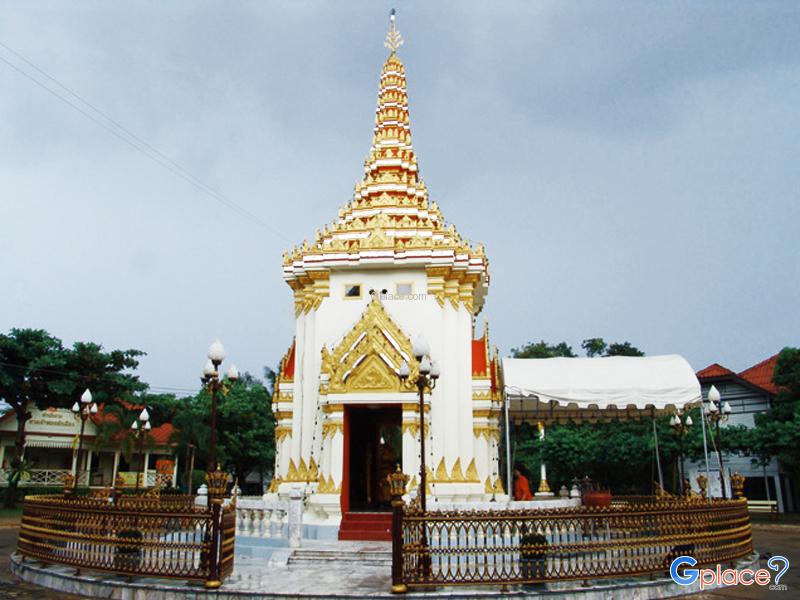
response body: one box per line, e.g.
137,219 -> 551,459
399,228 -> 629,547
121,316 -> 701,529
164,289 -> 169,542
205,499 -> 223,589
389,466 -> 409,594
288,487 -> 304,548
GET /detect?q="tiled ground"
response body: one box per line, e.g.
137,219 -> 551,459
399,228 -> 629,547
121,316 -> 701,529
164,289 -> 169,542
1,523 -> 797,598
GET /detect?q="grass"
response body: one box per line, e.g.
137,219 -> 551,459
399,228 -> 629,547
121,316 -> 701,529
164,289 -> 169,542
0,506 -> 23,520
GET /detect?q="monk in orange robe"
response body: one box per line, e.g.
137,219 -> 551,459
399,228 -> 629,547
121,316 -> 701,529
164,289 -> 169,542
514,467 -> 533,501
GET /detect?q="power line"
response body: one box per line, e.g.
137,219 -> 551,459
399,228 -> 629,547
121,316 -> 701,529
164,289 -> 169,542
0,360 -> 199,395
0,41 -> 294,244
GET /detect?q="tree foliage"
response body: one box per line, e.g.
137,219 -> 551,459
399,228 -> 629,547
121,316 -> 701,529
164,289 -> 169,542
0,328 -> 145,506
511,341 -> 576,358
742,348 -> 800,484
513,338 -> 644,360
581,338 -> 645,357
149,368 -> 276,491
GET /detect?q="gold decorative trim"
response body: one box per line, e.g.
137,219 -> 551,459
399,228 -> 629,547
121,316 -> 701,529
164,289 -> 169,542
276,341 -> 296,385
450,458 -> 465,482
321,422 -> 344,438
493,476 -> 505,495
473,425 -> 500,441
428,458 -> 481,483
275,426 -> 292,442
321,299 -> 418,394
402,402 -> 430,412
317,474 -> 340,494
401,420 -> 419,438
465,459 -> 479,483
291,270 -> 330,316
284,457 -> 319,483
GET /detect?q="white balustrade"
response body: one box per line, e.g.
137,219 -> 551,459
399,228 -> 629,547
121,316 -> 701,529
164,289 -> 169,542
0,469 -> 89,487
233,494 -> 298,542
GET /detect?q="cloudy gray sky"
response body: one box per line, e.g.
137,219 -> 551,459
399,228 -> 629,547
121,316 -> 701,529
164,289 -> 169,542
2,1 -> 798,394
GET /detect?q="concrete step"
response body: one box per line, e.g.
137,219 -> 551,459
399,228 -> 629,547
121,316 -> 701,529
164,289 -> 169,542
287,548 -> 392,568
338,529 -> 392,541
339,512 -> 393,541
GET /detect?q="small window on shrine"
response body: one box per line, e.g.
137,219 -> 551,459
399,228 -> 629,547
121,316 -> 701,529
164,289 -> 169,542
396,283 -> 413,296
344,284 -> 362,298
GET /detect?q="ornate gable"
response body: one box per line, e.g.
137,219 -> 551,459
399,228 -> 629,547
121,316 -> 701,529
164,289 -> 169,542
321,298 -> 418,394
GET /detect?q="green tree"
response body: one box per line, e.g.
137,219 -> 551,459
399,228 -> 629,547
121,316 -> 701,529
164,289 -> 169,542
216,372 -> 275,488
513,418 -> 674,495
162,369 -> 276,492
0,329 -> 146,507
0,330 -> 68,506
581,338 -> 645,357
581,338 -> 607,357
606,341 -> 645,357
148,393 -> 210,493
745,348 -> 800,499
512,341 -> 576,358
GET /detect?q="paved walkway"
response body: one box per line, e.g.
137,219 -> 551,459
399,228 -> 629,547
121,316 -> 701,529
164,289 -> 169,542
1,523 -> 798,598
697,523 -> 800,600
0,523 -> 84,600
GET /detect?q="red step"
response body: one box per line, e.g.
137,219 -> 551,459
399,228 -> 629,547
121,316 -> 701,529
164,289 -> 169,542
338,511 -> 393,541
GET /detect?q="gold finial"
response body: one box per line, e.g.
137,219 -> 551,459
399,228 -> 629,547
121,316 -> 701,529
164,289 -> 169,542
384,8 -> 404,54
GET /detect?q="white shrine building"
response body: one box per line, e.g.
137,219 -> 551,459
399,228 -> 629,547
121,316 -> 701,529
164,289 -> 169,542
269,17 -> 504,534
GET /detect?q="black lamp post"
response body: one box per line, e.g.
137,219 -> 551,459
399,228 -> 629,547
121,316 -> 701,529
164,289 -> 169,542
670,412 -> 693,496
705,385 -> 732,499
200,339 -> 239,504
71,388 -> 97,490
398,334 -> 439,513
398,334 -> 439,580
130,408 -> 151,490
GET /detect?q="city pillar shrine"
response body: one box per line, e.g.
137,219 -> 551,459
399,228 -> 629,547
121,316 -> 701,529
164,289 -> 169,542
269,16 -> 504,536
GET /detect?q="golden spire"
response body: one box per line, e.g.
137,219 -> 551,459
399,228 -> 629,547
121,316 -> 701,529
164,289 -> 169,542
281,9 -> 490,317
384,9 -> 404,54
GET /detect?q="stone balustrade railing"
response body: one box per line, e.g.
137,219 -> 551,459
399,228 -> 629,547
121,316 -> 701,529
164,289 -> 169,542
234,496 -> 290,539
196,486 -> 305,547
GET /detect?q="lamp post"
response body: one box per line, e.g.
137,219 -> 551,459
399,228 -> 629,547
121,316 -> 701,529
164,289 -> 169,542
130,408 -> 151,490
70,388 -> 98,490
670,412 -> 692,496
705,385 -> 732,499
398,334 -> 438,580
398,334 -> 439,513
200,339 -> 239,504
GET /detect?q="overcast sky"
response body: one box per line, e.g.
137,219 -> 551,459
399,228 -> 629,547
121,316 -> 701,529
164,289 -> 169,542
2,1 -> 798,395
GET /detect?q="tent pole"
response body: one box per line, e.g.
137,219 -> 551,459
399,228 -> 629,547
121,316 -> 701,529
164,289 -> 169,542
652,417 -> 664,490
503,389 -> 512,497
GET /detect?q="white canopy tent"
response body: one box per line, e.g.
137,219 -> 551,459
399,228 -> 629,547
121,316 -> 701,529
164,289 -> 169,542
500,354 -> 705,495
502,354 -> 702,422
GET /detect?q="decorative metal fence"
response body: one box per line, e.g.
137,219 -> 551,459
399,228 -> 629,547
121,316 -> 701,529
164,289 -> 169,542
16,494 -> 235,587
394,497 -> 752,590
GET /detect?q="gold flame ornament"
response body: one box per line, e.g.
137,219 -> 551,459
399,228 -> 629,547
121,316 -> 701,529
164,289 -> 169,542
384,9 -> 404,53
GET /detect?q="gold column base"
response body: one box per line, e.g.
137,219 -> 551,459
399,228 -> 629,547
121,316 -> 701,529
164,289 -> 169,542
204,580 -> 222,589
391,583 -> 408,594
537,479 -> 552,494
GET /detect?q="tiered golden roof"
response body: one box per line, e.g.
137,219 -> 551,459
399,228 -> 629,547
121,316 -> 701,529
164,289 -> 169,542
283,15 -> 489,315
